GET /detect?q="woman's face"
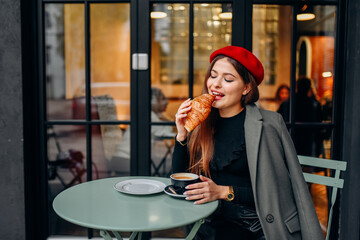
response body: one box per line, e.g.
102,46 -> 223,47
206,58 -> 250,117
279,88 -> 290,102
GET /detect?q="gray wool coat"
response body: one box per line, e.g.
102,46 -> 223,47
244,103 -> 323,240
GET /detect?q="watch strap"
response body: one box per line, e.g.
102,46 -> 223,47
225,186 -> 235,201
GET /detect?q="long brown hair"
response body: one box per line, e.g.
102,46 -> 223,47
187,55 -> 259,177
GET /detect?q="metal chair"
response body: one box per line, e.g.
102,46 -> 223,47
47,125 -> 99,188
298,155 -> 347,240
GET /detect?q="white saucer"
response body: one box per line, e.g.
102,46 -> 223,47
114,179 -> 166,195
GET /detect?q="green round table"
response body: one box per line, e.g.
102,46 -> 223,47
53,176 -> 218,240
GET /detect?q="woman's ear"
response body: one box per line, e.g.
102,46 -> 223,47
242,84 -> 252,95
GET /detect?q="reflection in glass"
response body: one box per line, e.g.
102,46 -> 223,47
93,124 -> 130,177
151,3 -> 189,85
193,3 -> 232,97
151,125 -> 175,177
253,5 -> 292,113
151,3 -> 190,122
297,6 -> 336,123
151,87 -> 171,122
90,4 -> 131,121
45,4 -> 85,120
150,88 -> 175,176
151,3 -> 233,121
47,125 -> 87,236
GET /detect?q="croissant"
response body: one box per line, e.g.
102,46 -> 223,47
184,94 -> 215,132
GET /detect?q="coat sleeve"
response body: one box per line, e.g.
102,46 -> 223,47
278,114 -> 324,240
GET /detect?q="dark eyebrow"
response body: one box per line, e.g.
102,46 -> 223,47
224,73 -> 236,78
211,69 -> 237,78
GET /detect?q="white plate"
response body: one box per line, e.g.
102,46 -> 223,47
164,185 -> 187,198
114,179 -> 166,195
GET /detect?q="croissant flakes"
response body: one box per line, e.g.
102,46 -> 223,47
184,94 -> 215,132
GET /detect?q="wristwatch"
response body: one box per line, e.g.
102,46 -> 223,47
225,186 -> 235,202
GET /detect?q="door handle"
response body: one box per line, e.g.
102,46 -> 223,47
132,53 -> 148,70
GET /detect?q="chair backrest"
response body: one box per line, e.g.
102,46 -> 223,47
298,155 -> 347,240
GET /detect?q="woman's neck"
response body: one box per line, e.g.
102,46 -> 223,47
219,106 -> 245,118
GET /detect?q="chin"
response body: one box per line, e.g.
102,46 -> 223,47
212,102 -> 222,109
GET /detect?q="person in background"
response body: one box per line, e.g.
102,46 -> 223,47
275,84 -> 290,110
172,46 -> 323,240
257,84 -> 289,112
151,87 -> 171,122
278,77 -> 323,162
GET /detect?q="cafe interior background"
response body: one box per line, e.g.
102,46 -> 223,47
1,0 -> 360,239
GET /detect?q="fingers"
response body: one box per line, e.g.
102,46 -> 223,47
184,181 -> 210,202
185,180 -> 209,191
185,192 -> 208,204
184,176 -> 217,204
175,99 -> 192,137
194,198 -> 209,205
184,186 -> 207,196
175,99 -> 192,119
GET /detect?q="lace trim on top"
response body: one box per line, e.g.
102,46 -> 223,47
210,110 -> 247,171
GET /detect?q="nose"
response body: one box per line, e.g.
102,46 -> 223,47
212,76 -> 222,88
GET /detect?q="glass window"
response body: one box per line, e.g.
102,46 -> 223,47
47,125 -> 87,236
151,125 -> 175,177
151,3 -> 190,123
150,3 -> 233,123
90,4 -> 131,121
150,3 -> 188,179
296,5 -> 336,123
46,3 -> 131,238
45,4 -> 85,120
253,5 -> 292,113
193,3 -> 232,97
92,124 -> 130,177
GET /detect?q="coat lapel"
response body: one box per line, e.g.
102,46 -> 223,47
244,104 -> 263,191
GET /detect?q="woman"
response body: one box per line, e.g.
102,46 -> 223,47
172,46 -> 323,240
275,84 -> 290,108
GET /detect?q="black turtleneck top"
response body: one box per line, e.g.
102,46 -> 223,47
172,109 -> 254,206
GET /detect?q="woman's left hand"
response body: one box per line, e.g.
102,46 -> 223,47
184,175 -> 228,204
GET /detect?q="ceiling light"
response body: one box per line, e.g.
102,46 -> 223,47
322,72 -> 333,78
219,12 -> 232,20
297,5 -> 315,21
219,3 -> 232,20
150,12 -> 167,19
297,13 -> 315,21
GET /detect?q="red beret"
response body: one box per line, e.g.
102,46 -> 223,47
209,46 -> 264,85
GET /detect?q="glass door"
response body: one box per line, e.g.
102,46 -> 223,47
43,0 -> 248,238
44,2 -> 134,238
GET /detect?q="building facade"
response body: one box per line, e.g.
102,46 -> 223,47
0,0 -> 359,239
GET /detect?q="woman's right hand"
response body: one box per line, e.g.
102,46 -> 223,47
175,98 -> 192,141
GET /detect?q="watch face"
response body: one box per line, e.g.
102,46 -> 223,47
227,193 -> 234,200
